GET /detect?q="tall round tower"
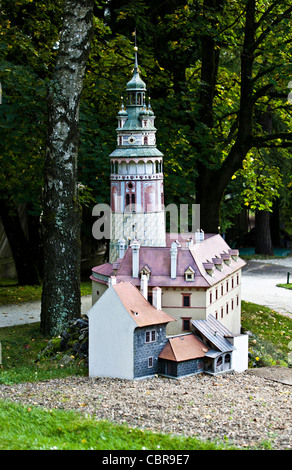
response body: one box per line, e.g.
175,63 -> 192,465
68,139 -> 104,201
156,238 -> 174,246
109,45 -> 166,262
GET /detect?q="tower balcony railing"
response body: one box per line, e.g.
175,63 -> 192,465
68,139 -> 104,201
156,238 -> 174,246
110,173 -> 163,180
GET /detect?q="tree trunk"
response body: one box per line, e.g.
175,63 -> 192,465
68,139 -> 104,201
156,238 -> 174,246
0,193 -> 40,285
41,0 -> 93,336
255,210 -> 274,256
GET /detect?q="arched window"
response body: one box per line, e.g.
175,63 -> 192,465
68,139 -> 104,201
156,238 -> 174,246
145,185 -> 155,211
144,135 -> 148,145
125,193 -> 130,210
111,186 -> 118,212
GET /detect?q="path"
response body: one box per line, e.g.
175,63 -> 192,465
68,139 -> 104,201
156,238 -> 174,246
0,295 -> 92,328
241,257 -> 292,318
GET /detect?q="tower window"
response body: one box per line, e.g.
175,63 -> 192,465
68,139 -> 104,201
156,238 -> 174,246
144,135 -> 148,145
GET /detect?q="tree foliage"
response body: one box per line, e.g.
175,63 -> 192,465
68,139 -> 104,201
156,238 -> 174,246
1,0 -> 292,288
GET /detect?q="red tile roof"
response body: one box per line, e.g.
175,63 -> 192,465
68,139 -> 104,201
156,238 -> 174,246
159,333 -> 209,362
113,282 -> 176,327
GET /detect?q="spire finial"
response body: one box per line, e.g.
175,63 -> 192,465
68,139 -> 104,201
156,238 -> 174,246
133,29 -> 138,72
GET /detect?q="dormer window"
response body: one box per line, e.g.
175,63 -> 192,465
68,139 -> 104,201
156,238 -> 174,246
203,262 -> 214,277
212,257 -> 223,271
140,265 -> 151,280
184,266 -> 195,281
229,249 -> 239,262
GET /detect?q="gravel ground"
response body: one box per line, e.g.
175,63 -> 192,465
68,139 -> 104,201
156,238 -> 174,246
0,368 -> 291,450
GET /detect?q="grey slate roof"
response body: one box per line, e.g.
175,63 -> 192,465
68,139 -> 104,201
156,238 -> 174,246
191,315 -> 235,353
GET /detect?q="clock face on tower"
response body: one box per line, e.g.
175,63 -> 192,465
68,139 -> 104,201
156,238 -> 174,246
128,135 -> 136,144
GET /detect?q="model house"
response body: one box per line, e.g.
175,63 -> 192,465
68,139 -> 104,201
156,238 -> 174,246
88,44 -> 248,378
88,281 -> 248,379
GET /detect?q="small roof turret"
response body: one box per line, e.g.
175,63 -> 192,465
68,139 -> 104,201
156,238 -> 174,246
117,96 -> 127,116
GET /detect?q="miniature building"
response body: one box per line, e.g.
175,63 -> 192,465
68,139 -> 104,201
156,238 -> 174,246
88,282 -> 248,379
88,282 -> 175,380
88,43 -> 248,379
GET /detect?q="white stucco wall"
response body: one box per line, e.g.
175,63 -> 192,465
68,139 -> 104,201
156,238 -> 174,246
88,287 -> 136,379
231,334 -> 249,372
162,270 -> 243,336
206,270 -> 242,335
91,279 -> 108,305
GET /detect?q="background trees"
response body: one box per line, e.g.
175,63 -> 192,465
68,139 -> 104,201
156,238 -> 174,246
1,1 -> 292,311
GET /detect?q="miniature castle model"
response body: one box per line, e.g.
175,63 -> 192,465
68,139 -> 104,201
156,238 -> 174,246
88,44 -> 248,379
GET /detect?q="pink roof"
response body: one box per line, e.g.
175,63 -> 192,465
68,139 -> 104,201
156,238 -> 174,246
113,282 -> 175,327
92,233 -> 245,289
116,245 -> 209,287
159,334 -> 209,362
189,234 -> 245,286
92,262 -> 114,276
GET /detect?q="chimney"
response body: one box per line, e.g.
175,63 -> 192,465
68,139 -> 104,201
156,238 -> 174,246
195,229 -> 204,243
170,241 -> 178,279
140,274 -> 148,300
131,239 -> 140,278
186,237 -> 193,248
108,276 -> 117,286
118,238 -> 126,259
152,286 -> 162,310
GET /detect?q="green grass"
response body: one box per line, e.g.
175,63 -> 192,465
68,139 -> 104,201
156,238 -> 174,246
0,322 -> 87,384
0,400 -> 239,450
0,279 -> 92,305
0,298 -> 291,450
277,283 -> 292,290
241,301 -> 292,367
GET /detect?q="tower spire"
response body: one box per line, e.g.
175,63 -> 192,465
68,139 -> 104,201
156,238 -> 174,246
133,29 -> 139,73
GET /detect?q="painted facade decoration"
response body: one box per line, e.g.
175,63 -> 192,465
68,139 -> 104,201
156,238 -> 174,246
88,44 -> 248,379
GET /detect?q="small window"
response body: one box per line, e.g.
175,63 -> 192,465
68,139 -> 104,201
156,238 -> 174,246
210,292 -> 212,304
231,298 -> 234,310
215,288 -> 218,300
148,357 -> 153,368
182,294 -> 191,307
226,302 -> 229,314
182,318 -> 191,331
215,310 -> 218,320
145,329 -> 156,343
221,307 -> 224,318
221,284 -> 224,296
